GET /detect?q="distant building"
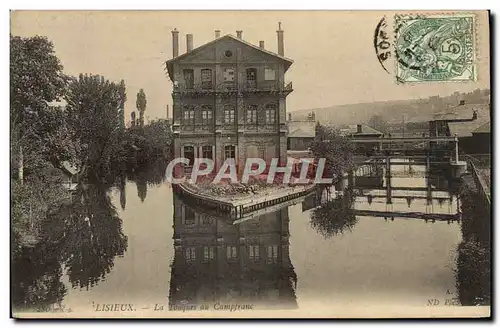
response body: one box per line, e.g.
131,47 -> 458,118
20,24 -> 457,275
341,124 -> 383,154
169,195 -> 297,309
287,112 -> 316,151
468,122 -> 491,154
60,161 -> 79,191
165,24 -> 293,175
428,102 -> 490,154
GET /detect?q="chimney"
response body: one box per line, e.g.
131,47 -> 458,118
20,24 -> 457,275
236,30 -> 243,39
357,124 -> 362,133
171,28 -> 179,58
259,40 -> 265,49
215,29 -> 221,38
166,105 -> 169,119
186,34 -> 193,53
288,113 -> 292,121
277,22 -> 284,56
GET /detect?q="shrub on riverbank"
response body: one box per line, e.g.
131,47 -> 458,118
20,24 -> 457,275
454,183 -> 491,305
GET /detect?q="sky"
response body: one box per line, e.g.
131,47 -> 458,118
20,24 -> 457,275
10,10 -> 490,122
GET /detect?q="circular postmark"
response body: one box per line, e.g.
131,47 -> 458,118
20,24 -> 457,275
395,16 -> 475,82
373,16 -> 392,74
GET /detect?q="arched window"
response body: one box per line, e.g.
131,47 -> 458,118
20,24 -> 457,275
201,105 -> 213,124
224,105 -> 235,124
265,104 -> 276,124
183,69 -> 194,89
201,69 -> 213,89
224,145 -> 236,160
183,145 -> 195,166
183,105 -> 194,124
202,145 -> 213,160
246,104 -> 258,124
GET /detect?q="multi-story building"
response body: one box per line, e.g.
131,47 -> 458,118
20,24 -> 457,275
165,24 -> 293,175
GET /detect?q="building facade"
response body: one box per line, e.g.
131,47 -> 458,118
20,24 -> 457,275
287,112 -> 316,151
165,26 -> 293,176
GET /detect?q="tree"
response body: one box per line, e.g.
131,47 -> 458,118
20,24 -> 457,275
118,79 -> 127,129
130,111 -> 136,128
64,74 -> 126,181
10,35 -> 68,184
136,89 -> 147,127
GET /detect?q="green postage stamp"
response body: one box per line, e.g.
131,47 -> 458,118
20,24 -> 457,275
395,13 -> 476,83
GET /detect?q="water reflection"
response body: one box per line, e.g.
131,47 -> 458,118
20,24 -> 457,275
169,194 -> 298,310
12,246 -> 67,312
128,159 -> 169,204
12,182 -> 128,310
309,187 -> 357,238
12,158 -> 489,312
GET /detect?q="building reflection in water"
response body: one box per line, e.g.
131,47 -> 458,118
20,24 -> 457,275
169,194 -> 298,310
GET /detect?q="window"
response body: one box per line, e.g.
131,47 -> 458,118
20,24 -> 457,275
202,145 -> 213,160
185,247 -> 196,261
201,69 -> 213,89
226,246 -> 237,260
246,105 -> 258,124
183,146 -> 195,166
224,50 -> 233,58
246,68 -> 257,88
223,68 -> 235,82
267,245 -> 278,263
265,104 -> 276,124
202,215 -> 213,225
224,106 -> 235,123
248,245 -> 260,261
183,106 -> 195,124
203,246 -> 215,261
183,206 -> 196,225
264,68 -> 275,81
183,69 -> 194,89
201,105 -> 213,124
224,145 -> 236,160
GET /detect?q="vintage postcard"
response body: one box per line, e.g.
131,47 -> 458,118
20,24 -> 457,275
10,10 -> 491,319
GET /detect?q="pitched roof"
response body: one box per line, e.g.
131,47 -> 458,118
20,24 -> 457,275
61,161 -> 79,176
472,122 -> 490,134
288,120 -> 316,138
165,34 -> 294,80
346,124 -> 383,136
443,104 -> 491,137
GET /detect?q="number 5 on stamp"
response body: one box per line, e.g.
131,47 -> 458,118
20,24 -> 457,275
394,13 -> 476,83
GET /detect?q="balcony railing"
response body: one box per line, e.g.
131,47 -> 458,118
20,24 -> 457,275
173,81 -> 293,95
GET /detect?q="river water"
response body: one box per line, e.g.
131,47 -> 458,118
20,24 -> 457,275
12,161 -> 465,313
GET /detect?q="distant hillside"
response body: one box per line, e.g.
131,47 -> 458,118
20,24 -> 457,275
291,89 -> 490,126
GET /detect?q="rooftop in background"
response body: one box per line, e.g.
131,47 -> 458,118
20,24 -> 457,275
439,103 -> 491,137
341,124 -> 383,136
433,103 -> 490,121
472,122 -> 491,134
